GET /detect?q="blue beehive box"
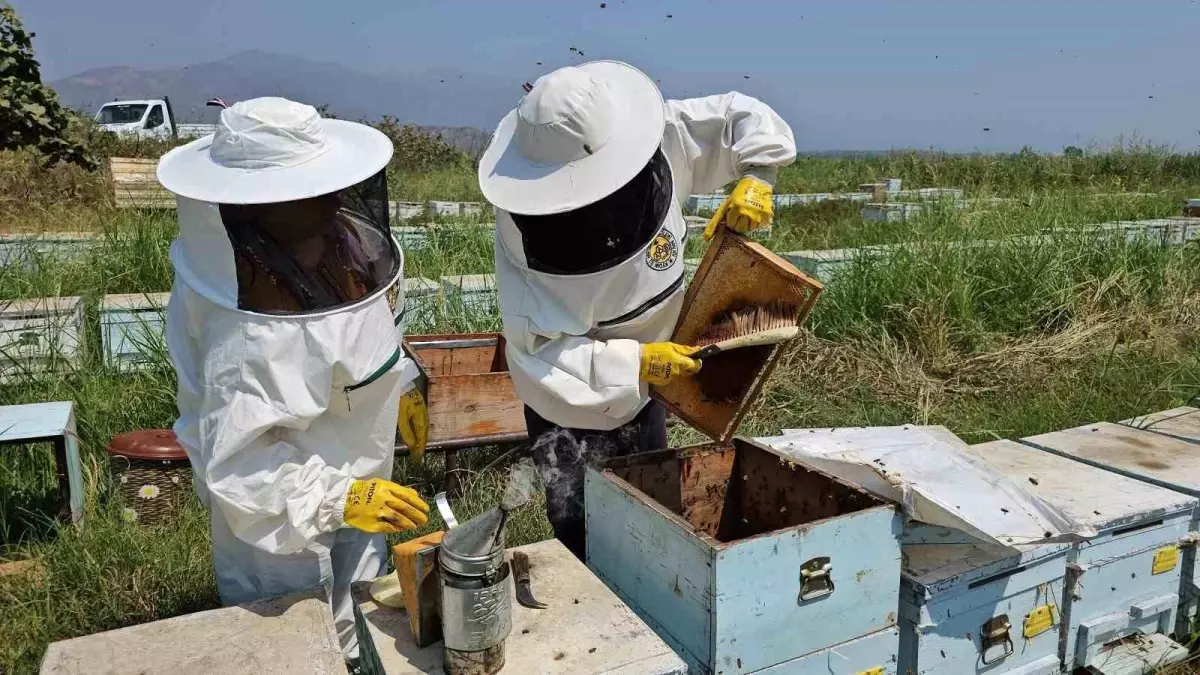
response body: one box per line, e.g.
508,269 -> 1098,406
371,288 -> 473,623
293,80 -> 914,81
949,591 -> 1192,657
974,436 -> 1196,672
899,523 -> 1068,675
585,437 -> 902,674
1022,419 -> 1200,645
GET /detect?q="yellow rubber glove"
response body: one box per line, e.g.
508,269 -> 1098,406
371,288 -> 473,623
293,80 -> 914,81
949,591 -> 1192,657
398,387 -> 429,464
344,478 -> 430,534
640,343 -> 702,386
703,176 -> 774,240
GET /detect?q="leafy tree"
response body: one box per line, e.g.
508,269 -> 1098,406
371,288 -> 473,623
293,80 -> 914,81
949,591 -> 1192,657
0,3 -> 93,168
1063,146 -> 1084,158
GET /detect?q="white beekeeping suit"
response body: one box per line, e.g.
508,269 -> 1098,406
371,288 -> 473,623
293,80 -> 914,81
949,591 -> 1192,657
481,61 -> 796,431
158,97 -> 428,662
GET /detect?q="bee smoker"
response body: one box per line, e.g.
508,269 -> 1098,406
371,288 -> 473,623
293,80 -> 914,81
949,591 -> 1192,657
436,496 -> 513,675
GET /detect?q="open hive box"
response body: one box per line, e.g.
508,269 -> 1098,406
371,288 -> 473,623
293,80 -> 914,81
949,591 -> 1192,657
653,227 -> 823,442
585,437 -> 902,674
403,333 -> 527,449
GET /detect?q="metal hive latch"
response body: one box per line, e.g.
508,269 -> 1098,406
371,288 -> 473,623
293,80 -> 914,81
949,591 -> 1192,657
980,615 -> 1014,665
798,557 -> 834,602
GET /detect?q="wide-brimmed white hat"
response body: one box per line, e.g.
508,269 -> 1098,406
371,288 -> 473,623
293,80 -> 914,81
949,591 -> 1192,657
157,97 -> 393,205
478,61 -> 665,215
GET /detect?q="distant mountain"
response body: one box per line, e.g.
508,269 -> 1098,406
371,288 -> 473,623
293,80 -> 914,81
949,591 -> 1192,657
49,50 -> 515,154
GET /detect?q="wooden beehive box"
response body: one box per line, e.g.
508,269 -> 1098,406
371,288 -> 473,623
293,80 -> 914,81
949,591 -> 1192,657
0,297 -> 84,381
109,157 -> 175,209
99,293 -> 170,371
898,523 -> 1069,675
967,438 -> 1195,671
585,437 -> 901,674
1019,422 -> 1200,648
654,228 -> 822,442
403,333 -> 526,448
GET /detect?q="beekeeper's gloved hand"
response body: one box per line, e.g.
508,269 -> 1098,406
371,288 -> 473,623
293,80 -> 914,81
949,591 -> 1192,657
703,176 -> 774,240
343,478 -> 430,534
398,387 -> 429,464
640,343 -> 702,386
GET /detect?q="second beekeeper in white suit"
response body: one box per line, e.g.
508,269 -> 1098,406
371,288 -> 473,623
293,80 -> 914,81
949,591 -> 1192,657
478,61 -> 796,558
157,97 -> 431,663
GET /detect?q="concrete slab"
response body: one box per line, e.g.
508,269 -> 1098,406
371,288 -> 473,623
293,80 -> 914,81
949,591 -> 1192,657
353,538 -> 687,675
40,588 -> 344,675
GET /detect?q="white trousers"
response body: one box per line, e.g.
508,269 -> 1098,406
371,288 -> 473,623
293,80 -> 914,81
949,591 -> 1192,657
209,507 -> 386,662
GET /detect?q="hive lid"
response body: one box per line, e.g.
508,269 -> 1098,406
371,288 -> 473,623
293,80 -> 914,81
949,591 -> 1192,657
106,429 -> 188,461
755,426 -> 1096,548
1022,421 -> 1200,498
653,228 -> 823,442
963,439 -> 1197,534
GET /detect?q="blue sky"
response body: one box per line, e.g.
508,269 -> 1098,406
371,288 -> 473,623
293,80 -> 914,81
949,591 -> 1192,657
16,0 -> 1200,152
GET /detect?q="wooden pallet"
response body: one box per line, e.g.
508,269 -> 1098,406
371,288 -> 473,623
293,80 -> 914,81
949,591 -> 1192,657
109,157 -> 175,209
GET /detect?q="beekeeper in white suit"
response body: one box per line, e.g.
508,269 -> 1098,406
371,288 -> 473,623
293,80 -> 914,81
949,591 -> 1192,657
157,97 -> 431,662
478,61 -> 795,558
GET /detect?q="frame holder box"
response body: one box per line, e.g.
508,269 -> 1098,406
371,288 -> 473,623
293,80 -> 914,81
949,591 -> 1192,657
402,333 -> 526,450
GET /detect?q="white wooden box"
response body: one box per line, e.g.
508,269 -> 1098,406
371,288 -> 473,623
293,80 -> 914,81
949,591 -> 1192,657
389,200 -> 424,220
685,194 -> 726,214
0,296 -> 84,380
441,274 -> 496,316
899,523 -> 1068,675
1016,426 -> 1198,668
426,200 -> 484,218
99,293 -> 169,371
399,277 -> 440,332
40,589 -> 343,674
1057,413 -> 1200,642
585,437 -> 902,675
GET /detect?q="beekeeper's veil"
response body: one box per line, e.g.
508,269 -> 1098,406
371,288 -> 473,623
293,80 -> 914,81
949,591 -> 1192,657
158,97 -> 398,313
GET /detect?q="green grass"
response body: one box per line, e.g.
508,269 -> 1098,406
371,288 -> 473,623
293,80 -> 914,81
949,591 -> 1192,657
3,148 -> 1200,672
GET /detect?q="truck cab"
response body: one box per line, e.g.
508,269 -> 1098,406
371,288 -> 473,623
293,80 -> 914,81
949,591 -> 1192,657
94,98 -> 217,140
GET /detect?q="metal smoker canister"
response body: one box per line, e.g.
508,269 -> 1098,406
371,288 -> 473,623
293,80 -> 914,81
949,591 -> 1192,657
438,506 -> 512,675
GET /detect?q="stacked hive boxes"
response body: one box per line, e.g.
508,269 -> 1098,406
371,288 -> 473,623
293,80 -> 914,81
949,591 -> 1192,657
1024,415 -> 1200,642
951,438 -> 1195,673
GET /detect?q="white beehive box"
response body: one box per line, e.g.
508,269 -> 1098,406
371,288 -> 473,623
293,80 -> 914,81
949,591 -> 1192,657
0,297 -> 84,380
899,523 -> 1068,675
426,200 -> 484,218
1056,410 -> 1200,638
683,215 -> 708,240
99,293 -> 170,371
394,226 -> 429,251
440,274 -> 495,316
40,589 -> 343,674
389,200 -> 425,220
585,437 -> 902,675
399,277 -> 440,332
685,194 -> 725,215
863,202 -> 925,223
967,438 -> 1195,672
0,232 -> 97,270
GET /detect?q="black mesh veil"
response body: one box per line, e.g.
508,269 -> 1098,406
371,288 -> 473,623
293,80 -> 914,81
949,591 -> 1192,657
510,149 -> 673,276
219,169 -> 398,314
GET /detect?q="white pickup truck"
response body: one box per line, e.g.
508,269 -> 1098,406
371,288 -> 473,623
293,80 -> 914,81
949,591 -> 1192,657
94,97 -> 217,140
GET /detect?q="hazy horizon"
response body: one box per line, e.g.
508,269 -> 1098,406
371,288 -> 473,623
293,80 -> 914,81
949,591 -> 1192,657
16,0 -> 1200,153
